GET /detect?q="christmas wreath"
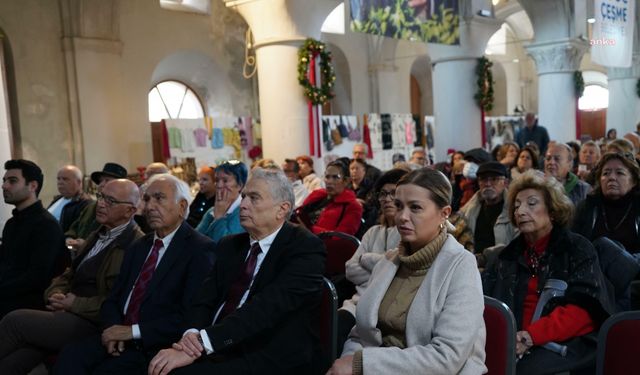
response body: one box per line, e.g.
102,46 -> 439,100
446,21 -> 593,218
297,38 -> 336,105
574,71 -> 585,98
474,56 -> 494,112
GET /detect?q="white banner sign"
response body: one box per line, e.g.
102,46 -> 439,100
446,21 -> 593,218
591,0 -> 636,67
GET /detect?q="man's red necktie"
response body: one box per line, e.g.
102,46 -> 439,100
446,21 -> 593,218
124,239 -> 163,325
216,242 -> 261,323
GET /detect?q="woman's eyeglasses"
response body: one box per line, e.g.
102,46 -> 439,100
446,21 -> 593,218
377,190 -> 395,200
324,173 -> 343,181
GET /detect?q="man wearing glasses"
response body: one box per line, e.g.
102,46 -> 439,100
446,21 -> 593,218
460,161 -> 518,269
53,174 -> 213,374
0,179 -> 144,374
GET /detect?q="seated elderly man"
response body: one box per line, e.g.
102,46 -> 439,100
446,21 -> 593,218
47,165 -> 93,232
460,161 -> 518,268
0,159 -> 65,318
0,179 -> 143,374
65,162 -> 129,252
53,174 -> 214,374
148,168 -> 325,375
544,143 -> 591,206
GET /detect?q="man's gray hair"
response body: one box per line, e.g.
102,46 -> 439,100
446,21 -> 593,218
249,168 -> 295,218
354,143 -> 369,154
146,173 -> 193,217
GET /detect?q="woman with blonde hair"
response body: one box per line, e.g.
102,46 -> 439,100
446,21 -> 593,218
327,168 -> 486,375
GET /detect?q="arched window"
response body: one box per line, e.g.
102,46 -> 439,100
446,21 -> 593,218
579,71 -> 608,111
148,80 -> 205,121
578,85 -> 609,110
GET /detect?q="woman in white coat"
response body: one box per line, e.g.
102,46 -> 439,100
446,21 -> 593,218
327,168 -> 487,375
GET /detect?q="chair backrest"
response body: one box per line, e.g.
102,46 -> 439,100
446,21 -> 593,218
483,295 -> 517,375
317,231 -> 360,277
596,311 -> 640,375
319,276 -> 338,368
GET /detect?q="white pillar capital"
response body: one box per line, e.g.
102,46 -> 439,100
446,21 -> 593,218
223,0 -> 340,162
526,39 -> 589,75
224,0 -> 339,44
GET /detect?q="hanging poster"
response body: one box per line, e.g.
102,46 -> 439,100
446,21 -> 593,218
591,0 -> 636,67
350,0 -> 460,45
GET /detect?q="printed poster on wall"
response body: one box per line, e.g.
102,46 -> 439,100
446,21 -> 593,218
350,0 -> 460,45
591,0 -> 636,67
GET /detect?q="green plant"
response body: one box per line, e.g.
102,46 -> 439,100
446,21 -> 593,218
474,57 -> 494,111
574,71 -> 584,98
297,38 -> 336,105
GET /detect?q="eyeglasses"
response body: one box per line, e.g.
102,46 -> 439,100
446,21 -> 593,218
324,173 -> 343,181
377,189 -> 395,200
96,192 -> 134,207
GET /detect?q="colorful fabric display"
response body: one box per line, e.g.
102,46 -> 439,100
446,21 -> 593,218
322,118 -> 333,151
347,116 -> 361,141
381,114 -> 393,150
413,114 -> 424,147
223,128 -> 242,159
363,120 -> 373,158
211,128 -> 224,149
367,113 -> 382,150
391,114 -> 404,149
180,128 -> 196,152
193,128 -> 208,147
168,127 -> 182,148
404,115 -> 416,145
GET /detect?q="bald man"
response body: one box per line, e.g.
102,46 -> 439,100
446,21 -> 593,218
0,179 -> 144,374
48,165 -> 93,232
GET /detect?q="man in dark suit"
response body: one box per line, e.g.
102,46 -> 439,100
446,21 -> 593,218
0,178 -> 143,374
148,168 -> 325,375
53,174 -> 214,374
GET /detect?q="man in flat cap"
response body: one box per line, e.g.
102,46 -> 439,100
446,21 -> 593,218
460,161 -> 518,268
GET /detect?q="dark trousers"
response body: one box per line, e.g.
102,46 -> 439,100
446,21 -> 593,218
336,309 -> 355,357
516,336 -> 596,375
52,334 -> 151,375
0,309 -> 98,375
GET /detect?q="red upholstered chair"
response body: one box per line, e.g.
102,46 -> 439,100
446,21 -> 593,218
318,276 -> 338,372
483,296 -> 517,375
317,231 -> 360,277
596,311 -> 640,375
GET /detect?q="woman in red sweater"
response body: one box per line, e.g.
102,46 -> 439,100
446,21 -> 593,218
483,170 -> 613,375
295,160 -> 362,236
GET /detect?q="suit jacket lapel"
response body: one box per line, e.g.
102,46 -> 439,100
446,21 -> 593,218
144,222 -> 189,299
249,223 -> 292,295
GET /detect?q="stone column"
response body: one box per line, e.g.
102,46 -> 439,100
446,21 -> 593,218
224,0 -> 339,163
526,39 -> 588,142
428,17 -> 501,161
607,54 -> 640,134
60,0 -> 123,172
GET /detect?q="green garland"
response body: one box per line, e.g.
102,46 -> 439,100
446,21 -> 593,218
574,71 -> 585,98
474,56 -> 494,112
297,38 -> 336,105
636,78 -> 640,98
